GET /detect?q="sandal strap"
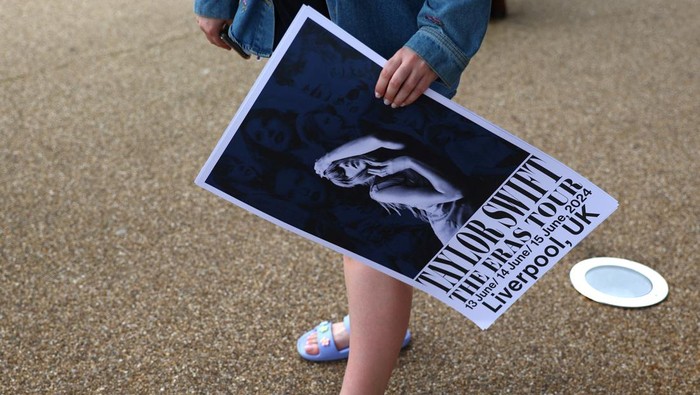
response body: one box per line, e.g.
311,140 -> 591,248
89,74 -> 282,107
343,315 -> 351,336
315,321 -> 338,353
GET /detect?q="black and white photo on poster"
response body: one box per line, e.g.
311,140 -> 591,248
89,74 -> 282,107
196,7 -> 618,329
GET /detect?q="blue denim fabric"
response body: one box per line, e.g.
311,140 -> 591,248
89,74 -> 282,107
193,0 -> 235,20
328,1 -> 490,97
194,0 -> 491,97
195,0 -> 276,57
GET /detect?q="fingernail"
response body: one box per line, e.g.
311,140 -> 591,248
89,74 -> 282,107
375,91 -> 381,98
391,103 -> 399,109
383,99 -> 391,106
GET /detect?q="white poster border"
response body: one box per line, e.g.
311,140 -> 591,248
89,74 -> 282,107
195,6 -> 618,329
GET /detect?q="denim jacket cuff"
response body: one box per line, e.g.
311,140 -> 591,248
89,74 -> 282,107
193,0 -> 236,19
404,26 -> 470,90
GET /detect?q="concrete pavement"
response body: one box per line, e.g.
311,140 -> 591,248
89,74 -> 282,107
1,0 -> 698,393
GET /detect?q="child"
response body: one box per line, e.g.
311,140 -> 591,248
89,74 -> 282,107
194,1 -> 490,393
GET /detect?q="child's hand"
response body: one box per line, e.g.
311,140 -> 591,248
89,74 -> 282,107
196,15 -> 233,50
375,47 -> 438,108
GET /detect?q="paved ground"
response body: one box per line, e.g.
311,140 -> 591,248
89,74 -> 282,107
1,0 -> 698,393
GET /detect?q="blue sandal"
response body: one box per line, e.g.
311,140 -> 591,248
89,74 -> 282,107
296,315 -> 411,362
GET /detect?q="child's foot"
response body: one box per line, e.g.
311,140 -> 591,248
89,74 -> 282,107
297,315 -> 410,362
304,321 -> 349,355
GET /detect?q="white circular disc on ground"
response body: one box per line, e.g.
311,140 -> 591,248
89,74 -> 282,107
570,257 -> 668,308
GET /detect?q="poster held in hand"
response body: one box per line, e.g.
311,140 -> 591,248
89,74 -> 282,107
195,6 -> 618,329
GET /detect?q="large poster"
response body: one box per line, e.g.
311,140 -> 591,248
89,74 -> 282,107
195,7 -> 618,329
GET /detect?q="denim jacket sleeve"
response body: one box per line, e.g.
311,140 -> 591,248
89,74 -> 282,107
193,0 -> 236,20
194,0 -> 275,58
404,0 -> 491,90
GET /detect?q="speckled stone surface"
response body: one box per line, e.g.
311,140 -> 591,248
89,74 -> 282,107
1,0 -> 698,393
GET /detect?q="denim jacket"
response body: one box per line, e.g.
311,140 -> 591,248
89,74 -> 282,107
194,0 -> 490,97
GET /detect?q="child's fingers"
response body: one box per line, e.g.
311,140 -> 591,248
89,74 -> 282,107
197,16 -> 232,50
384,66 -> 413,106
375,56 -> 402,101
391,70 -> 424,107
375,47 -> 437,108
211,35 -> 232,50
401,73 -> 436,107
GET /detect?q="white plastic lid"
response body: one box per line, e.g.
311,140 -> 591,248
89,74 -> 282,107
570,257 -> 668,308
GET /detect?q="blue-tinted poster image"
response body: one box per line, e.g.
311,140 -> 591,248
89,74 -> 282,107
203,19 -> 528,279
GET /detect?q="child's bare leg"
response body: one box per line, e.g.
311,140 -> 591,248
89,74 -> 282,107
340,255 -> 413,395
